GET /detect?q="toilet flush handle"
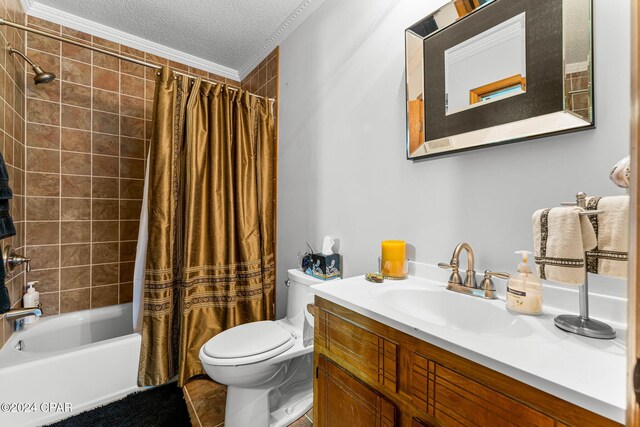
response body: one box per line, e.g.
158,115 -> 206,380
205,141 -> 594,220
285,279 -> 290,287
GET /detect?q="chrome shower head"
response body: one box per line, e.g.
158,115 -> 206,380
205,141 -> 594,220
8,47 -> 56,84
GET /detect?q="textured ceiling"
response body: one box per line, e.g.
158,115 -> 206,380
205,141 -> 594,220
33,0 -> 306,71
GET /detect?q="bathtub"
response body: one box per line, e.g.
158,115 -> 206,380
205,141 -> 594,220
0,303 -> 142,427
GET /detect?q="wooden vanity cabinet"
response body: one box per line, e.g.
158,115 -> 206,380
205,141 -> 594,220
312,297 -> 621,427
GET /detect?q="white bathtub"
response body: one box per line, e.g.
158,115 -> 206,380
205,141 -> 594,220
0,303 -> 143,427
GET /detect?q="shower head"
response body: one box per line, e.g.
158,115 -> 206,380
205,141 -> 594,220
31,65 -> 56,85
8,47 -> 56,84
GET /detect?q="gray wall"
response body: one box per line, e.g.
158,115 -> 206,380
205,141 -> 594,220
275,0 -> 630,318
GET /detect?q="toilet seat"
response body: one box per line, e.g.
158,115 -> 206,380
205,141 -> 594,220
202,321 -> 295,366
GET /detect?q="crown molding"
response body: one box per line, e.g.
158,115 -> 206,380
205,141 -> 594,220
238,0 -> 327,80
25,1 -> 240,80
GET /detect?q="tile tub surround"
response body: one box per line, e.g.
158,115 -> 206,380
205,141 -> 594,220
0,0 -> 27,348
241,46 -> 280,101
22,16 -> 245,316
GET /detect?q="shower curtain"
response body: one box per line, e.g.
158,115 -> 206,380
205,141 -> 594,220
135,66 -> 276,386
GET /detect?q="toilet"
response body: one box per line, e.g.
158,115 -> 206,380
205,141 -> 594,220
199,269 -> 322,427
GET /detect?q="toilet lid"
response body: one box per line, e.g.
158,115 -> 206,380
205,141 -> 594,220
203,321 -> 294,360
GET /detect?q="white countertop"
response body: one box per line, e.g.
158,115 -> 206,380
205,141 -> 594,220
311,272 -> 626,424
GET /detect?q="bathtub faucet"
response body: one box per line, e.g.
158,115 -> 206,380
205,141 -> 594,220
6,305 -> 43,331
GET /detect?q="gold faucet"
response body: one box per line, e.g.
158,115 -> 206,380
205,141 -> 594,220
439,243 -> 509,300
439,242 -> 477,288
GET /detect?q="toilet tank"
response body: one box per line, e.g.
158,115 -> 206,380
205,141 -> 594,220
286,269 -> 323,329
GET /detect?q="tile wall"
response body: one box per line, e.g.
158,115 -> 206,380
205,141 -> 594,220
241,47 -> 280,102
0,0 -> 26,348
22,16 -> 241,317
565,64 -> 591,121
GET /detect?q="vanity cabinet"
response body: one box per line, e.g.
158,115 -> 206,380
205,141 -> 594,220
312,297 -> 621,427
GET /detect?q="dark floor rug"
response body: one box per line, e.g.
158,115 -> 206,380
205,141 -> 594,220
47,382 -> 191,427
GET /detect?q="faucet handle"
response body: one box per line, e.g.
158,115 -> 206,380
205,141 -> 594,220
439,262 -> 463,286
3,245 -> 31,276
484,270 -> 511,280
480,270 -> 511,291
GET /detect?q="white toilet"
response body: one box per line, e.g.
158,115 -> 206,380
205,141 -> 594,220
199,269 -> 322,427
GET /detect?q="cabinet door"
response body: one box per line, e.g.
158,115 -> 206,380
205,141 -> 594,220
316,355 -> 396,427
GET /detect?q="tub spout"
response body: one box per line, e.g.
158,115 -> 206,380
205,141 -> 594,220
6,306 -> 43,320
6,305 -> 43,330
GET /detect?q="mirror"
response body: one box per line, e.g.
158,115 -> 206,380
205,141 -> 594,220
445,12 -> 526,115
406,0 -> 593,159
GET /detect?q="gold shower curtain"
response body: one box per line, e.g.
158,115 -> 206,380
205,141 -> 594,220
138,67 -> 276,386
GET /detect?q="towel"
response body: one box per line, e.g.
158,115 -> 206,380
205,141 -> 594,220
0,152 -> 14,314
0,200 -> 15,239
533,207 -> 597,285
609,155 -> 631,189
585,196 -> 629,279
0,152 -> 15,240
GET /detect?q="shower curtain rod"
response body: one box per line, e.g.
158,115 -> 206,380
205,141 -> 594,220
0,17 -> 275,101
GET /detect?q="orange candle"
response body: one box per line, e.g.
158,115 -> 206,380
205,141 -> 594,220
381,240 -> 406,278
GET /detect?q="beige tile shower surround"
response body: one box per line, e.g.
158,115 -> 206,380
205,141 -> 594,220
0,0 -> 27,348
0,11 -> 279,348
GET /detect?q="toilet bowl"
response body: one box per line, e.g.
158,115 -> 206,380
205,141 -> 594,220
199,269 -> 322,427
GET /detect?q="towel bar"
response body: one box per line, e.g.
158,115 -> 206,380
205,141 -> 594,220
553,192 -> 617,340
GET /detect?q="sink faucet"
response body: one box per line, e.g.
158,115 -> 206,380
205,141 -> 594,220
439,242 -> 477,288
439,243 -> 509,300
5,305 -> 43,331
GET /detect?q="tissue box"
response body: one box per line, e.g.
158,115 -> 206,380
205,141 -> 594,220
306,253 -> 341,280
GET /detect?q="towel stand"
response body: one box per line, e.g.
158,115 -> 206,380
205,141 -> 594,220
553,192 -> 617,339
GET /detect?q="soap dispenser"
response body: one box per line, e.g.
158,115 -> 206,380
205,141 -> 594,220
506,251 -> 543,315
23,281 -> 40,325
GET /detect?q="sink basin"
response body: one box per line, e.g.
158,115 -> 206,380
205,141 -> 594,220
370,283 -> 534,339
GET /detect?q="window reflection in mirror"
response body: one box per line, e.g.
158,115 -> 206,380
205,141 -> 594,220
445,12 -> 527,115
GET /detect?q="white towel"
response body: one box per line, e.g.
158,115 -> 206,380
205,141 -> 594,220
585,196 -> 629,279
532,207 -> 597,285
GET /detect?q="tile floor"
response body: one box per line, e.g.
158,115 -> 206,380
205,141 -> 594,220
183,376 -> 313,427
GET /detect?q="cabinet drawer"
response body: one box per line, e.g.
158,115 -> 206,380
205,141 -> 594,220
433,365 -> 554,427
411,353 -> 554,427
317,355 -> 396,427
316,308 -> 397,393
